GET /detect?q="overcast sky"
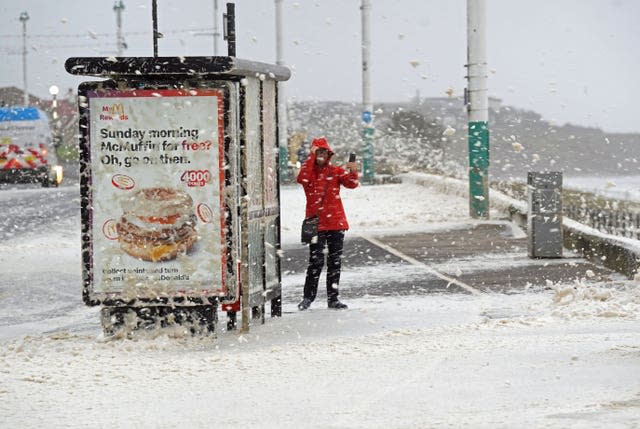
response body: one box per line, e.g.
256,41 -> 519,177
0,0 -> 638,133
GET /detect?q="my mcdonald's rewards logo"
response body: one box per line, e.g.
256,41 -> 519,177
100,103 -> 128,120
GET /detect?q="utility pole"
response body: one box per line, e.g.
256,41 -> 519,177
360,0 -> 374,183
19,11 -> 29,106
466,0 -> 489,218
213,0 -> 220,55
194,0 -> 221,55
275,0 -> 290,181
113,1 -> 125,57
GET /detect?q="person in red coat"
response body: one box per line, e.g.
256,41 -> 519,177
296,137 -> 359,310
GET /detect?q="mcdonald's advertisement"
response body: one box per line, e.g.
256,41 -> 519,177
87,88 -> 227,299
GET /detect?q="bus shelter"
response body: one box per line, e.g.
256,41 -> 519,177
65,56 -> 290,335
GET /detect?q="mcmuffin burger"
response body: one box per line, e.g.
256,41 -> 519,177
116,187 -> 198,262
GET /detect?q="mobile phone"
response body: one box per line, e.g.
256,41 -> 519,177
348,153 -> 356,163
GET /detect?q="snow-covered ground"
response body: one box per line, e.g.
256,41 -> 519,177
280,181 -> 475,245
1,181 -> 639,428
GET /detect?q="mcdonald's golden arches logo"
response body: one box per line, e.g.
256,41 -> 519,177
99,103 -> 129,120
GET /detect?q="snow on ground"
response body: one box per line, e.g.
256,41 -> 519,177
280,182 -> 473,244
1,181 -> 639,428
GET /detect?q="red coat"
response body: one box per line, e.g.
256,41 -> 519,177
296,138 -> 359,231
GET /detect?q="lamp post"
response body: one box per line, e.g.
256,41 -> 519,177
49,85 -> 61,148
19,11 -> 29,106
360,0 -> 374,183
275,0 -> 290,182
213,0 -> 220,55
466,0 -> 489,218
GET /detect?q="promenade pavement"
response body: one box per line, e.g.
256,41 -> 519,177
280,220 -> 622,304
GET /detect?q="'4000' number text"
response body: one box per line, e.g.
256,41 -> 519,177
181,170 -> 212,187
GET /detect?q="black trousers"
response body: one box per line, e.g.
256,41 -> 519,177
303,230 -> 345,303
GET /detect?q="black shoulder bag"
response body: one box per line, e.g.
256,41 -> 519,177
300,215 -> 319,244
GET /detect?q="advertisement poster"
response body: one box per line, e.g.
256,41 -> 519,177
87,88 -> 226,299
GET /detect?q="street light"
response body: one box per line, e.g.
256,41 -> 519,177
49,85 -> 61,148
360,0 -> 375,183
466,0 -> 490,218
19,11 -> 29,106
275,0 -> 290,182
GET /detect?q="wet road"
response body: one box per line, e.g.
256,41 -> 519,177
0,183 -> 87,340
0,183 -> 80,241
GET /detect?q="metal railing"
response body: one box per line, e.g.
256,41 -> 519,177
564,205 -> 640,240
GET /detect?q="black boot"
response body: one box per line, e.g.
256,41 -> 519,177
327,299 -> 348,310
298,298 -> 312,311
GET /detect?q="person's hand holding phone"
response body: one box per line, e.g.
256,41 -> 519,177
346,153 -> 357,173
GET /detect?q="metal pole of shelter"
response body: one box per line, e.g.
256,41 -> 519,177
275,0 -> 290,182
19,12 -> 29,106
152,0 -> 159,57
466,0 -> 489,218
360,0 -> 374,183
